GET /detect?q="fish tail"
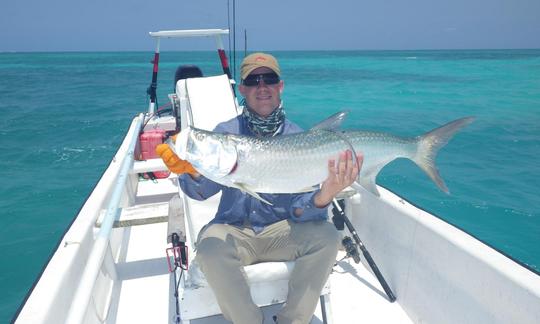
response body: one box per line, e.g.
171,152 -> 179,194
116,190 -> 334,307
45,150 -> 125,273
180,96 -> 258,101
413,117 -> 474,194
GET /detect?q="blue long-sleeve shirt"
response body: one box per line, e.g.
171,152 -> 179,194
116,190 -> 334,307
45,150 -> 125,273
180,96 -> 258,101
178,115 -> 328,232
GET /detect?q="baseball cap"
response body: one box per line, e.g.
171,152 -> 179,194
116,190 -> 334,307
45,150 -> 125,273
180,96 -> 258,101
240,52 -> 281,80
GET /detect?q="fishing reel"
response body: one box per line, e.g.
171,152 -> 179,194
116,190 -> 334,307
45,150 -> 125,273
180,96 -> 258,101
166,232 -> 189,271
342,236 -> 361,264
332,199 -> 361,264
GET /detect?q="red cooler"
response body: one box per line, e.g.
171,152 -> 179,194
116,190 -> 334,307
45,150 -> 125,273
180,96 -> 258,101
139,129 -> 170,179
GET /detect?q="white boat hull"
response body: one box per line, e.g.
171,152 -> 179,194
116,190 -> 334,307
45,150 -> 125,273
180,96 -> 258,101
348,186 -> 540,324
14,124 -> 540,323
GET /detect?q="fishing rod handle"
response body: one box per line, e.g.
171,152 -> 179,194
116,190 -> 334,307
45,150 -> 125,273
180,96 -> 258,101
360,246 -> 397,302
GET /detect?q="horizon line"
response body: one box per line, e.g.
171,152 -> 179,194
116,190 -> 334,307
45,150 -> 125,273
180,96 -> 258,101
2,47 -> 540,54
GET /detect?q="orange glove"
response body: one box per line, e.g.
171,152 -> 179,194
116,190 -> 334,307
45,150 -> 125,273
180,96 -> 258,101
155,143 -> 198,175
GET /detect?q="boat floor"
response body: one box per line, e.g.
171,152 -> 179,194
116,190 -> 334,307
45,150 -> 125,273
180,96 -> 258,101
111,219 -> 411,323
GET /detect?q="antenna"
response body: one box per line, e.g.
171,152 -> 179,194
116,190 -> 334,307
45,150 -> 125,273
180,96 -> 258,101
232,0 -> 236,81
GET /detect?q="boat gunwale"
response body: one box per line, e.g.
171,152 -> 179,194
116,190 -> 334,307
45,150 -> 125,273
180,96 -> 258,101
10,118 -> 139,323
379,184 -> 540,277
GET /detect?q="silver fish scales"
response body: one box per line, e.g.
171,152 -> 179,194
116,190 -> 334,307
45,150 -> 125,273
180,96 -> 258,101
176,111 -> 474,202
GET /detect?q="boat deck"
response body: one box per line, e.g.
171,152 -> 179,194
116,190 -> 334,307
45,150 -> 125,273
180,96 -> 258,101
109,178 -> 411,323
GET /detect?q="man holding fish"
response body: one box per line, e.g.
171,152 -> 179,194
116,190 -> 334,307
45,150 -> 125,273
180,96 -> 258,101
158,53 -> 362,324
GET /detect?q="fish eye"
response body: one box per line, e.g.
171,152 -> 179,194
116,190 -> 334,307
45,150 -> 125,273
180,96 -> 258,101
196,133 -> 205,141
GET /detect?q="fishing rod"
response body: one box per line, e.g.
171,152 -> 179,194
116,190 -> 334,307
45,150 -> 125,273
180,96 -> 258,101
244,29 -> 247,58
332,198 -> 397,302
166,195 -> 189,323
226,0 -> 237,94
227,0 -> 232,66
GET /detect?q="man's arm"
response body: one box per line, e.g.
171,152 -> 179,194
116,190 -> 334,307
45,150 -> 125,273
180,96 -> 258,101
178,173 -> 223,201
289,189 -> 328,222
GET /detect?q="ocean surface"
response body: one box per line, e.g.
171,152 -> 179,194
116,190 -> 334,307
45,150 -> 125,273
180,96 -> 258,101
1,50 -> 539,321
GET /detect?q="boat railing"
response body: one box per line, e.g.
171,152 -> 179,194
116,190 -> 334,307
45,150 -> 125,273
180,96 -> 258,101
64,113 -> 144,324
149,28 -> 229,39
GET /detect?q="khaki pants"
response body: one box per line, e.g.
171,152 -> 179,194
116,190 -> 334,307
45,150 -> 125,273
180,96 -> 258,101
196,219 -> 340,324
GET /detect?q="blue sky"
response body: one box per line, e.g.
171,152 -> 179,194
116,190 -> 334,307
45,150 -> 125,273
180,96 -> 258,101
1,0 -> 539,51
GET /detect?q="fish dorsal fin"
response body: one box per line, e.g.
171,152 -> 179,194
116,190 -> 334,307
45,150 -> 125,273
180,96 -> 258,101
310,110 -> 349,131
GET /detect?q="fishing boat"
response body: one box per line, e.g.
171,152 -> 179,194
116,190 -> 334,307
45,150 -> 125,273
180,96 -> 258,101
13,29 -> 540,324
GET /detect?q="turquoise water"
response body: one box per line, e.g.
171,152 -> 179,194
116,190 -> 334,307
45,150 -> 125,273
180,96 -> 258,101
1,50 -> 539,321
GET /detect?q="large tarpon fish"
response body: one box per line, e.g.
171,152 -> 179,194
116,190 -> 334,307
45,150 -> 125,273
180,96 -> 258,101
176,111 -> 474,203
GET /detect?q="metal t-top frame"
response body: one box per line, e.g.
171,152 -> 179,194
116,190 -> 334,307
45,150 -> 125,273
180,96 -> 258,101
146,29 -> 233,114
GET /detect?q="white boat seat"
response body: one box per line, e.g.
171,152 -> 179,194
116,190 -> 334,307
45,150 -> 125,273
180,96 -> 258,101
177,74 -> 240,131
174,74 -> 332,323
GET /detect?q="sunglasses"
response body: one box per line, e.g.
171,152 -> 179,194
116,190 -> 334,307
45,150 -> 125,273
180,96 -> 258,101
242,72 -> 280,87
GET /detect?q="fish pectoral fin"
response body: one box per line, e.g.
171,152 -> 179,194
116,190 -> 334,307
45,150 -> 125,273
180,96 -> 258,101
296,186 -> 319,193
234,182 -> 274,206
355,165 -> 384,197
352,167 -> 381,197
